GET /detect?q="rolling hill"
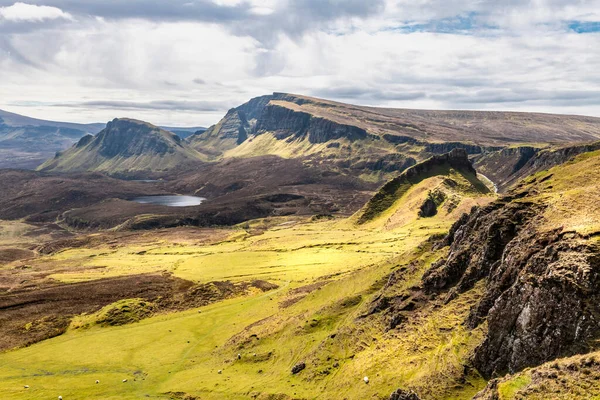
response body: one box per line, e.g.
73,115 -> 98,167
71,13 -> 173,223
37,118 -> 208,175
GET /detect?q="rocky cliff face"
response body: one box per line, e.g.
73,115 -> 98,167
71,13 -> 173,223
188,93 -> 600,188
423,197 -> 600,378
474,142 -> 600,192
254,103 -> 369,143
187,95 -> 275,151
201,109 -> 250,144
236,94 -> 274,122
90,118 -> 183,158
473,147 -> 538,191
504,142 -> 600,190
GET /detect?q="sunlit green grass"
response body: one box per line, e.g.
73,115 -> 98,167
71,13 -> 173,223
48,221 -> 420,284
0,167 -> 497,399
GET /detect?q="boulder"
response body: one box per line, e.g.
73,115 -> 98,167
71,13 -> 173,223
291,362 -> 306,374
389,388 -> 420,400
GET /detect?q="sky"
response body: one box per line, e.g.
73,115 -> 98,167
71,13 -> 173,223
0,0 -> 599,127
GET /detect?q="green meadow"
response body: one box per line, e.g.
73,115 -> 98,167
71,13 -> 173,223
0,174 -> 494,399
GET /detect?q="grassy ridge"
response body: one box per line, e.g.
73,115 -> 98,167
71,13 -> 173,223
355,151 -> 491,227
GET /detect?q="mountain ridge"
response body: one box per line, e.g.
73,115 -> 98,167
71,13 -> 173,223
199,92 -> 600,145
187,92 -> 600,191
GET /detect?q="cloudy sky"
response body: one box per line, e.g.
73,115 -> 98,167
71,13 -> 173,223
0,0 -> 599,127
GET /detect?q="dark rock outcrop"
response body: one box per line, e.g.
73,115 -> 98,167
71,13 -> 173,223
389,389 -> 420,400
425,142 -> 484,155
418,190 -> 446,218
423,199 -> 600,378
418,197 -> 437,218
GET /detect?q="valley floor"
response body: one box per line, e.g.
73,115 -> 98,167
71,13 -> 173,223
0,197 -> 490,399
7,148 -> 600,399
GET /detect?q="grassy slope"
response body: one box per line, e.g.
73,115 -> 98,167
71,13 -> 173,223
511,149 -> 600,235
480,350 -> 600,400
0,164 -> 497,399
351,160 -> 493,230
224,131 -> 407,162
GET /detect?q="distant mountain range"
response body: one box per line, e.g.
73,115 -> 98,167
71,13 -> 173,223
6,93 -> 600,186
0,109 -> 204,169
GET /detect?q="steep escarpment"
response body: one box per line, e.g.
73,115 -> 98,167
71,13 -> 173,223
38,118 -> 207,175
188,108 -> 251,155
423,200 -> 600,377
189,93 -> 600,187
235,94 -> 274,121
474,141 -> 600,192
254,103 -> 369,143
260,93 -> 600,145
473,147 -> 539,190
503,142 -> 600,191
187,94 -> 277,156
418,148 -> 600,382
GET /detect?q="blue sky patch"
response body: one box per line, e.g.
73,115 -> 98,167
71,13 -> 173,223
568,21 -> 600,33
385,12 -> 498,35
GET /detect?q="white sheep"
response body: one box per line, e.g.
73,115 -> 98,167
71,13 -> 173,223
96,380 -> 100,384
24,385 -> 29,389
58,397 -> 63,400
364,376 -> 369,384
122,379 -> 128,383
218,370 -> 222,374
237,353 -> 241,360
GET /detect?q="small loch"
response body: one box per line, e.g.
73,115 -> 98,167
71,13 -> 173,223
131,195 -> 206,207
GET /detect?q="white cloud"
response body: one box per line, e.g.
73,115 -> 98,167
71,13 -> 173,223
0,0 -> 599,126
0,2 -> 72,22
